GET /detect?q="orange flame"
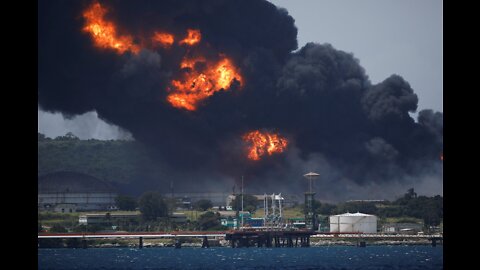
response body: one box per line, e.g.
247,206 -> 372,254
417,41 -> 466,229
81,2 -> 244,111
82,1 -> 139,54
179,29 -> 201,46
152,31 -> 175,48
167,57 -> 243,111
243,130 -> 288,160
180,56 -> 206,69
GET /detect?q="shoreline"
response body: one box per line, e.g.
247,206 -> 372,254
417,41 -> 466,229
38,239 -> 441,249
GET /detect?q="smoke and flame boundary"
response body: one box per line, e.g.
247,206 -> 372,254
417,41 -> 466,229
82,1 -> 243,111
82,1 -> 287,161
82,1 -> 140,54
243,130 -> 289,161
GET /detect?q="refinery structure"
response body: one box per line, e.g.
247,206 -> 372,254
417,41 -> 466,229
222,171 -> 379,235
38,170 -> 380,234
39,169 -> 444,249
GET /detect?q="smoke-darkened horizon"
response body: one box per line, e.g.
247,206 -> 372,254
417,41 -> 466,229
38,0 -> 442,201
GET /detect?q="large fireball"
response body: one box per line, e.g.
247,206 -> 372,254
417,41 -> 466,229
82,2 -> 140,54
243,130 -> 288,160
167,57 -> 243,111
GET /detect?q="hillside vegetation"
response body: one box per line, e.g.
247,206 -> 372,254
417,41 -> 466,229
38,132 -> 164,184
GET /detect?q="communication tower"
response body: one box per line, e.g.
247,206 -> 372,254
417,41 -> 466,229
303,172 -> 319,230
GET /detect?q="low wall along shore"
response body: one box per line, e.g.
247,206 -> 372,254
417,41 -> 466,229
38,236 -> 440,248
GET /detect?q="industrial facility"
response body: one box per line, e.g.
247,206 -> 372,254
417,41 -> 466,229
329,212 -> 378,233
225,194 -> 299,209
38,171 -> 118,212
38,170 -> 442,250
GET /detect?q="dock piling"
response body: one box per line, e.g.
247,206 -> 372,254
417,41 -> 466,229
202,236 -> 210,248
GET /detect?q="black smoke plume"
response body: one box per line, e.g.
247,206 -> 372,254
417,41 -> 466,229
38,0 -> 442,200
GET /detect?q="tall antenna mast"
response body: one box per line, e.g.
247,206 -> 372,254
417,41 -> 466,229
241,176 -> 244,228
303,172 -> 320,230
279,193 -> 282,220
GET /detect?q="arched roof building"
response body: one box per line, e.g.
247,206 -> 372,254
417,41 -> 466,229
38,171 -> 118,212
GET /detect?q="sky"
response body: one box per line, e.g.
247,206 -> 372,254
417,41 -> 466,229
38,0 -> 442,140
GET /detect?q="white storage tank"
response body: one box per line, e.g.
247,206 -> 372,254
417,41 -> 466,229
329,212 -> 377,233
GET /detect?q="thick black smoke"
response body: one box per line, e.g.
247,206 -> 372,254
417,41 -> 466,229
38,0 -> 442,198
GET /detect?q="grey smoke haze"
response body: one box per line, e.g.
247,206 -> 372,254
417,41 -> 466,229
38,0 -> 442,201
38,107 -> 133,140
248,146 -> 442,202
268,0 -> 443,115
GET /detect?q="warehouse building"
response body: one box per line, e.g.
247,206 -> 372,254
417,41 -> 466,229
38,171 -> 118,211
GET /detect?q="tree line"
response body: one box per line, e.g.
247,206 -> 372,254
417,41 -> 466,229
38,132 -> 164,185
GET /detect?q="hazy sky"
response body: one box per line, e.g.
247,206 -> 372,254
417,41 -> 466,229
38,0 -> 442,140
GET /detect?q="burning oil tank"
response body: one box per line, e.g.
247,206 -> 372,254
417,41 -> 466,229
329,212 -> 377,233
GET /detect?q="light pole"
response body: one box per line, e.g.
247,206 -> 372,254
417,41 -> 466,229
241,176 -> 244,228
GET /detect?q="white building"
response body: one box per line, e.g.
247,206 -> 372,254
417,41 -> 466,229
329,212 -> 377,233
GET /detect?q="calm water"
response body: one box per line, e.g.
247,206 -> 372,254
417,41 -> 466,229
38,246 -> 443,270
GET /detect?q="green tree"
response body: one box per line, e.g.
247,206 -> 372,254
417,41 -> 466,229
115,195 -> 137,211
421,195 -> 443,230
423,210 -> 441,230
38,137 -> 164,185
55,132 -> 79,141
194,199 -> 213,211
316,202 -> 337,215
138,191 -> 168,221
395,188 -> 418,205
197,211 -> 224,231
406,188 -> 417,199
377,205 -> 403,217
163,197 -> 178,214
38,132 -> 46,141
336,202 -> 378,215
231,194 -> 258,212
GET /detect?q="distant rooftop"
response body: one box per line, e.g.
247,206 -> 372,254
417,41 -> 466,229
331,212 -> 375,217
